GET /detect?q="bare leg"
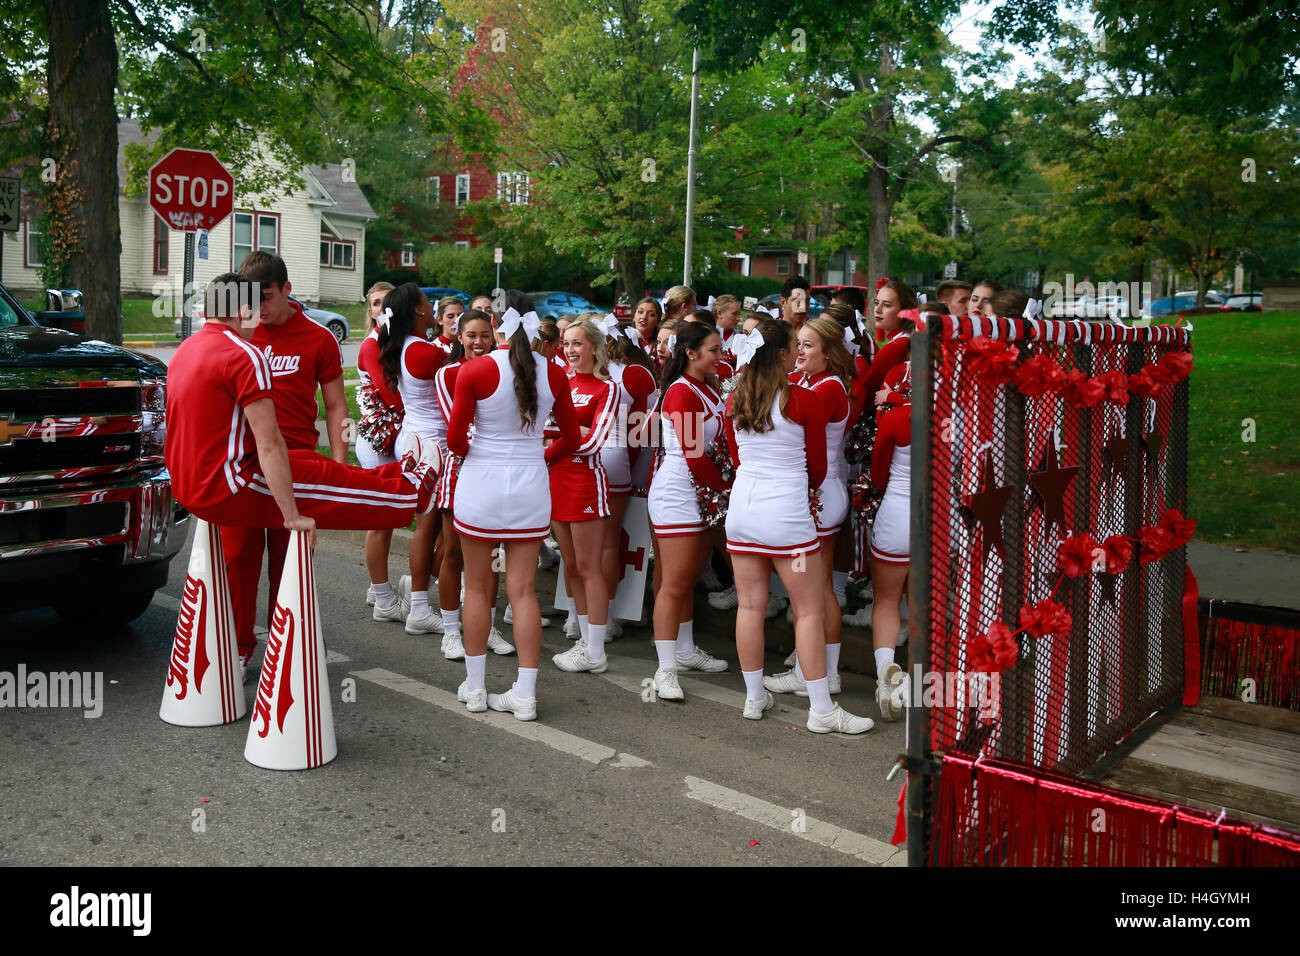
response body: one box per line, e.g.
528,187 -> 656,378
365,527 -> 393,586
731,553 -> 773,672
777,547 -> 828,681
502,539 -> 543,668
437,511 -> 462,613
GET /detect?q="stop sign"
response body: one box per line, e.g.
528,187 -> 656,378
148,148 -> 234,232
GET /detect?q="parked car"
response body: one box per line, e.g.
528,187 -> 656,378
1142,294 -> 1198,317
1175,289 -> 1226,305
2,281 -> 188,624
756,293 -> 826,318
529,291 -> 599,319
811,284 -> 870,304
420,287 -> 473,308
1220,293 -> 1263,312
174,295 -> 350,343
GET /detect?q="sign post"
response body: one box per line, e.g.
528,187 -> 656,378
0,176 -> 20,282
148,148 -> 235,339
494,246 -> 503,294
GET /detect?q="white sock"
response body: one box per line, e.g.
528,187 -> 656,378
806,676 -> 833,715
465,653 -> 486,692
441,607 -> 461,634
578,613 -> 590,641
676,620 -> 696,656
513,667 -> 538,699
826,642 -> 841,676
654,640 -> 678,671
587,624 -> 606,660
793,654 -> 805,680
410,590 -> 430,618
742,668 -> 765,699
566,595 -> 578,624
489,606 -> 496,630
831,570 -> 848,601
372,581 -> 394,604
875,647 -> 895,676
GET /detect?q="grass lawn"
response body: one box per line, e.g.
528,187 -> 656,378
1187,312 -> 1299,553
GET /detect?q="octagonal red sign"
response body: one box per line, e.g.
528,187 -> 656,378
148,148 -> 235,232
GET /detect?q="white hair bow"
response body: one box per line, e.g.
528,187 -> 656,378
498,307 -> 542,342
733,327 -> 766,368
842,325 -> 860,357
918,293 -> 928,304
624,325 -> 642,345
760,305 -> 780,318
598,313 -> 621,337
705,295 -> 717,309
376,307 -> 392,330
1023,298 -> 1043,321
667,333 -> 677,353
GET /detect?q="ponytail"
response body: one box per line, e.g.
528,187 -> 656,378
502,290 -> 540,429
377,282 -> 424,393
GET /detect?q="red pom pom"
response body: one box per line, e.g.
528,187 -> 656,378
1127,368 -> 1164,399
1139,524 -> 1177,564
1157,350 -> 1194,383
969,622 -> 1020,673
1100,534 -> 1133,574
967,337 -> 1020,385
1157,508 -> 1196,548
1014,352 -> 1067,398
1057,532 -> 1100,578
1062,369 -> 1105,409
1096,369 -> 1130,405
1019,598 -> 1073,639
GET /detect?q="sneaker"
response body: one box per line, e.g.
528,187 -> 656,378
807,702 -> 875,735
765,594 -> 786,620
652,668 -> 685,701
707,584 -> 738,610
702,563 -> 722,591
405,609 -> 444,635
676,646 -> 728,673
783,648 -> 798,667
743,691 -> 775,720
441,631 -> 466,660
457,680 -> 487,713
503,604 -> 550,628
398,574 -> 412,617
876,662 -> 907,722
372,598 -> 405,623
365,584 -> 376,607
764,668 -> 806,695
537,540 -> 560,569
486,628 -> 515,656
564,619 -> 582,640
607,620 -> 622,639
842,605 -> 874,628
488,687 -> 537,721
398,434 -> 443,514
552,643 -> 607,673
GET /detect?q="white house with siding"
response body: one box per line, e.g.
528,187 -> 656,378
2,120 -> 376,304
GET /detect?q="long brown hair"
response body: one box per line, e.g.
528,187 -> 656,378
801,316 -> 856,409
881,279 -> 919,334
728,320 -> 794,433
503,289 -> 539,429
654,320 -> 719,420
376,283 -> 425,393
607,327 -> 654,372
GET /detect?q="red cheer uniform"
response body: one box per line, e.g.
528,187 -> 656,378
549,371 -> 619,522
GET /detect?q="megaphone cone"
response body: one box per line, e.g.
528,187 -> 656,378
160,519 -> 246,726
243,529 -> 337,770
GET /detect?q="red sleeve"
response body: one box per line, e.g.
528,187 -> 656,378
435,363 -> 459,421
850,354 -> 871,423
404,339 -> 445,380
545,361 -> 581,464
359,337 -> 403,408
624,365 -> 655,473
664,384 -> 728,492
724,396 -> 741,471
871,405 -> 911,491
448,356 -> 499,457
316,326 -> 344,385
862,336 -> 909,396
228,338 -> 273,408
786,386 -> 827,490
812,377 -> 848,423
715,359 -> 734,380
573,380 -> 618,455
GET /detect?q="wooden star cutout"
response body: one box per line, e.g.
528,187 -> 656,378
1028,437 -> 1080,533
1106,437 -> 1130,483
962,452 -> 1013,562
1142,431 -> 1165,465
1100,572 -> 1119,607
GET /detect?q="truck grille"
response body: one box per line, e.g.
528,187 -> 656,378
0,382 -> 145,479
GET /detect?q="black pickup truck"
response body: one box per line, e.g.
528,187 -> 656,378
0,282 -> 187,624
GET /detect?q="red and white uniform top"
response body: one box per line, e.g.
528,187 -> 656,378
548,372 -> 619,465
433,332 -> 455,356
797,371 -> 849,481
165,324 -> 273,514
447,347 -> 577,465
251,301 -> 343,451
600,360 -> 656,492
717,326 -> 741,363
862,327 -> 910,399
357,329 -> 403,410
870,399 -> 912,565
646,374 -> 727,536
396,334 -> 447,448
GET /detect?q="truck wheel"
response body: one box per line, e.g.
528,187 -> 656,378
57,590 -> 157,628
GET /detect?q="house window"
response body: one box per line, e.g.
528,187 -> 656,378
401,243 -> 417,268
455,240 -> 470,250
776,255 -> 791,276
24,221 -> 42,268
154,216 -> 169,273
426,176 -> 441,205
320,239 -> 355,270
232,211 -> 279,266
456,173 -> 470,206
497,171 -> 529,205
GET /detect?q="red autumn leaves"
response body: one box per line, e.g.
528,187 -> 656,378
965,337 -> 1193,406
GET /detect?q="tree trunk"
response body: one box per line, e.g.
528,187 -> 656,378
44,0 -> 120,343
866,159 -> 892,300
619,244 -> 647,303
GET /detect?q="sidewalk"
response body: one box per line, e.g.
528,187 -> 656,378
1187,540 -> 1300,611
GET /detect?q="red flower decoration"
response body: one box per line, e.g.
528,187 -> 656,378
1062,369 -> 1105,409
1019,599 -> 1073,639
967,336 -> 1020,385
1127,368 -> 1165,400
1156,350 -> 1194,384
876,277 -> 891,291
1139,524 -> 1177,564
968,622 -> 1020,673
1013,352 -> 1066,398
1157,508 -> 1196,548
1100,534 -> 1133,574
1096,369 -> 1130,405
1057,532 -> 1100,578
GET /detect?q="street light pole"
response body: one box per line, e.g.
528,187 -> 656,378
683,46 -> 699,288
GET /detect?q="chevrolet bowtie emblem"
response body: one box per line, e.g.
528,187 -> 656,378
0,414 -> 30,446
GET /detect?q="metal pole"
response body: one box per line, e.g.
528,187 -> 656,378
495,260 -> 501,294
683,46 -> 699,288
182,230 -> 195,338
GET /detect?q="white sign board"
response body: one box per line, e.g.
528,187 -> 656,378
197,229 -> 209,260
943,261 -> 958,279
555,496 -> 651,623
797,249 -> 808,266
494,247 -> 503,264
0,177 -> 19,232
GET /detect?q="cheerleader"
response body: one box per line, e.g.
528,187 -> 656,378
869,377 -> 913,722
432,295 -> 462,355
646,321 -> 731,702
433,309 -> 514,659
862,280 -> 919,396
550,320 -> 621,673
375,285 -> 450,638
655,319 -> 686,368
630,297 -> 662,356
662,285 -> 697,322
447,291 -> 580,720
598,315 -> 657,638
712,294 -> 742,361
356,281 -> 402,619
724,320 -> 873,734
764,317 -> 855,697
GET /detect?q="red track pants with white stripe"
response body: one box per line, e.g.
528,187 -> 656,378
208,450 -> 421,654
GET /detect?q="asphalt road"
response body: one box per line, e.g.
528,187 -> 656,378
1,522 -> 910,867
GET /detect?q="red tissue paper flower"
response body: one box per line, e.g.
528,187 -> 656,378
1157,508 -> 1196,548
969,622 -> 1020,673
967,336 -> 1020,385
1139,524 -> 1177,564
1019,599 -> 1073,640
1057,532 -> 1100,578
1096,369 -> 1130,405
1100,534 -> 1133,575
1013,352 -> 1067,398
1156,350 -> 1194,384
1127,368 -> 1164,400
1062,369 -> 1105,409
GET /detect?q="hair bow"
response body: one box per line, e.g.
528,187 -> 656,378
899,307 -> 922,325
918,293 -> 928,304
598,313 -> 621,337
760,305 -> 780,318
842,325 -> 860,357
733,327 -> 767,368
667,333 -> 677,352
376,307 -> 392,330
705,295 -> 717,309
1023,298 -> 1043,321
498,307 -> 542,342
624,325 -> 642,345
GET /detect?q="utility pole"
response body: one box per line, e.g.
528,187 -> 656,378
683,46 -> 700,287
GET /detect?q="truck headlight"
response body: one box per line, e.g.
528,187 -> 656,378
141,379 -> 166,456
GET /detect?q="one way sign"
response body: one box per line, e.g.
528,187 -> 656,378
0,177 -> 19,232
